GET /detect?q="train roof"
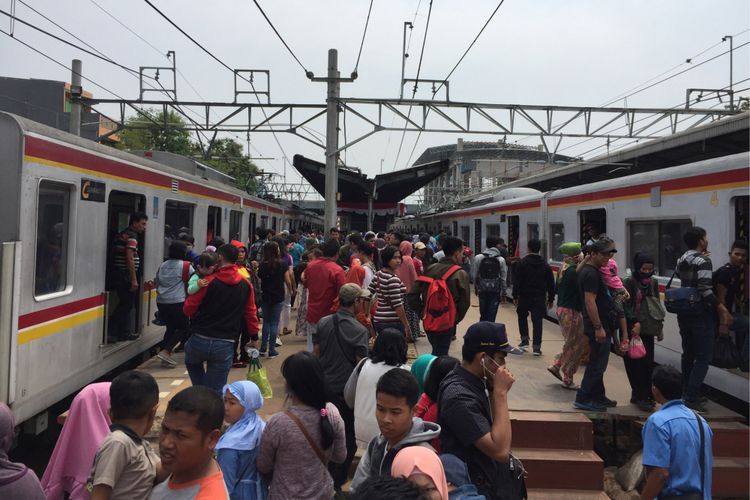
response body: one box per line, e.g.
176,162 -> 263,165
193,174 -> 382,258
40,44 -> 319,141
0,111 -> 311,216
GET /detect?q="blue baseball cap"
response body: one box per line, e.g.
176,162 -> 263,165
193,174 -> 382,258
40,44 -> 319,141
464,322 -> 524,355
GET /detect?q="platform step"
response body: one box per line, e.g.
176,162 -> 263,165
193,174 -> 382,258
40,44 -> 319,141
511,411 -> 593,450
527,489 -> 609,500
514,448 -> 604,490
712,456 -> 750,498
709,420 -> 749,458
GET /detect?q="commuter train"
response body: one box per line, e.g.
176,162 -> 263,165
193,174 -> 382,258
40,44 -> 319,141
0,112 -> 322,426
398,152 -> 749,402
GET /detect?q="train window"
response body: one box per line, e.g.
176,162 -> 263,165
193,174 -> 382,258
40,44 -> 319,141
527,223 -> 539,242
460,226 -> 470,246
207,206 -> 222,244
248,213 -> 257,242
164,201 -> 194,259
229,210 -> 243,241
260,215 -> 268,228
272,217 -> 277,231
629,219 -> 691,276
487,224 -> 500,238
549,223 -> 565,261
580,209 -> 606,244
35,181 -> 72,297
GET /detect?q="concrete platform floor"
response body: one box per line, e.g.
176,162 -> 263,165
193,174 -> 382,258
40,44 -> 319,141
139,294 -> 743,422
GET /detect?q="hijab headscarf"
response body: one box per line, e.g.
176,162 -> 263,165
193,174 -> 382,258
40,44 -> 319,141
410,354 -> 436,396
396,240 -> 418,292
216,381 -> 265,451
0,403 -> 45,499
41,382 -> 111,500
633,252 -> 655,282
391,446 -> 449,500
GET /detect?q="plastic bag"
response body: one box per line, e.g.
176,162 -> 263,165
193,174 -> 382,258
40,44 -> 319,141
247,358 -> 273,399
628,335 -> 647,360
712,335 -> 739,369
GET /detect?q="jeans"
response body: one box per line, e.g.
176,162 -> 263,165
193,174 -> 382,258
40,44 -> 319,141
156,301 -> 189,352
184,334 -> 235,395
478,293 -> 500,322
427,328 -> 454,356
111,274 -> 136,338
261,301 -> 283,355
623,334 -> 655,402
328,393 -> 356,489
576,328 -> 611,403
678,313 -> 715,401
517,296 -> 546,348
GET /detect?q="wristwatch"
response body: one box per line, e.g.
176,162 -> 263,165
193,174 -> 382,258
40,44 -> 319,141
593,324 -> 603,330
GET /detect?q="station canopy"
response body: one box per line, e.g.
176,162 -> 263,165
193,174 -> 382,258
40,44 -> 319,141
292,154 -> 450,209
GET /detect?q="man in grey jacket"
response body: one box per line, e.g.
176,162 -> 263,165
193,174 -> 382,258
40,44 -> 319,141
472,236 -> 508,323
350,369 -> 441,492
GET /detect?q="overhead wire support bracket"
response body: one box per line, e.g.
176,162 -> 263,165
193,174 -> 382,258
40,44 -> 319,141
401,78 -> 450,102
139,50 -> 176,100
685,88 -> 734,109
234,69 -> 271,104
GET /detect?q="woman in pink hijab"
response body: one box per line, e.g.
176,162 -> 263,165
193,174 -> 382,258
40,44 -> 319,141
41,382 -> 111,500
396,240 -> 421,340
391,446 -> 449,500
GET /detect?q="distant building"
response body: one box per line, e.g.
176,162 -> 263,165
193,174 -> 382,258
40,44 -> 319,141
416,138 -> 577,210
0,76 -> 119,144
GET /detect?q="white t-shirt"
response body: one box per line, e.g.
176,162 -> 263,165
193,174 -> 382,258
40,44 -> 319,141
353,361 -> 409,448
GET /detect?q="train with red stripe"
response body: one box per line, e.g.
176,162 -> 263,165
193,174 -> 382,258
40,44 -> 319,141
0,111 -> 321,425
398,152 -> 749,402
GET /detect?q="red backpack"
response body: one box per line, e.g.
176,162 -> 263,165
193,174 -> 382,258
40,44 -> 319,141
416,265 -> 461,333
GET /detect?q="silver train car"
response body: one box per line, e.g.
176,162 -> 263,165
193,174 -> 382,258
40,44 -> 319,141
400,152 -> 749,402
0,112 -> 321,425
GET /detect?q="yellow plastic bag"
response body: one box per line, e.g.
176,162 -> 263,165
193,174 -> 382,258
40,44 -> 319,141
246,358 -> 273,399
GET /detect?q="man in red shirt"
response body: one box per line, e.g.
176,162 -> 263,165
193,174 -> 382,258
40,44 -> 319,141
303,239 -> 346,352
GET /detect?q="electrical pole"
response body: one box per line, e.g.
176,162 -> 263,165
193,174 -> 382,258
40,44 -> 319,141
309,49 -> 356,231
723,35 -> 734,110
69,59 -> 82,136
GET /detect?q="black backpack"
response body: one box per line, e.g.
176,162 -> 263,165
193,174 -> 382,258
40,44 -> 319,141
476,253 -> 502,294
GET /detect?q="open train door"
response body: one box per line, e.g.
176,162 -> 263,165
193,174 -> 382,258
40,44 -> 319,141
104,191 -> 146,345
579,208 -> 607,245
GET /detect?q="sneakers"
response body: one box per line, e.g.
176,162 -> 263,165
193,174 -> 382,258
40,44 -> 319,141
547,365 -> 563,382
596,396 -> 618,408
684,398 -> 708,413
574,400 -> 607,412
157,352 -> 177,367
232,361 -> 248,368
267,352 -> 280,359
532,347 -> 542,356
634,399 -> 656,412
561,380 -> 580,390
518,339 -> 529,349
276,337 -> 283,347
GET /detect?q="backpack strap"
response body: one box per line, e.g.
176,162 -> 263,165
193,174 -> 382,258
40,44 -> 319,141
441,264 -> 462,281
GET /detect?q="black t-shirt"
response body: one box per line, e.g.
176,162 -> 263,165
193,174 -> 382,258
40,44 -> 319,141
258,261 -> 289,304
438,366 -> 497,497
578,263 -> 613,331
713,263 -> 740,313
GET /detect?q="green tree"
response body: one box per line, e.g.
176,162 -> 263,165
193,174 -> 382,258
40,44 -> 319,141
195,138 -> 261,195
117,108 -> 192,155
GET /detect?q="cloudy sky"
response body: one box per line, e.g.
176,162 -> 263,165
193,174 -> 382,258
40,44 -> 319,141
2,0 -> 748,199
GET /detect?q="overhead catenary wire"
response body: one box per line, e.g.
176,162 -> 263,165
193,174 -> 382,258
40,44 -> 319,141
142,0 -> 290,178
353,0 -> 374,74
249,0 -> 309,75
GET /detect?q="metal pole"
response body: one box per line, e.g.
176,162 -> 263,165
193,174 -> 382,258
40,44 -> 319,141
400,23 -> 409,100
69,59 -> 82,136
324,49 -> 340,231
729,35 -> 733,110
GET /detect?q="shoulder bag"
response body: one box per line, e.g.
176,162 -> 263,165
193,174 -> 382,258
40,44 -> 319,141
285,410 -> 328,466
664,255 -> 706,316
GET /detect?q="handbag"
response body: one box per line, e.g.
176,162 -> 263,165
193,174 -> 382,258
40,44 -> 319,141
285,410 -> 328,466
246,357 -> 273,399
664,255 -> 706,316
628,335 -> 647,360
712,335 -> 740,369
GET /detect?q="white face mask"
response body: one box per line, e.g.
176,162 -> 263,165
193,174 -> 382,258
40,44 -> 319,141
481,354 -> 502,379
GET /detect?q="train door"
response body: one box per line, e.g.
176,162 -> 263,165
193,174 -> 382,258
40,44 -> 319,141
104,191 -> 146,345
473,219 -> 482,255
452,221 -> 458,238
579,208 -> 606,244
734,196 -> 748,242
248,213 -> 257,243
507,216 -> 519,257
229,210 -> 243,241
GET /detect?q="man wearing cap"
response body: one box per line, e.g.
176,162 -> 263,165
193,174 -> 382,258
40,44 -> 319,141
438,321 -> 522,498
472,236 -> 508,323
313,283 -> 370,491
575,239 -> 618,412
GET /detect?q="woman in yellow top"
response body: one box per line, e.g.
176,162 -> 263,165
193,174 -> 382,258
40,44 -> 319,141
232,240 -> 252,367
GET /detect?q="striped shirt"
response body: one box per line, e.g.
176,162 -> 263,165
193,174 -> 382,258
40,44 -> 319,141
369,269 -> 406,323
676,250 -> 719,308
112,228 -> 139,272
